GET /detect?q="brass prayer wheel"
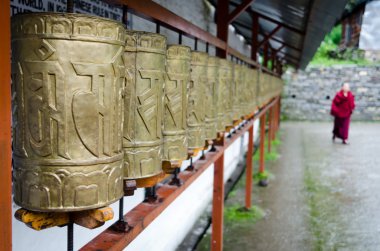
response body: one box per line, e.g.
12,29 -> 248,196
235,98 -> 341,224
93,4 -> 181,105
205,56 -> 219,140
243,66 -> 252,117
163,45 -> 190,167
232,64 -> 242,122
216,59 -> 229,132
224,61 -> 234,128
238,65 -> 248,118
258,71 -> 266,107
249,68 -> 259,112
188,51 -> 207,150
11,13 -> 125,212
123,31 -> 166,187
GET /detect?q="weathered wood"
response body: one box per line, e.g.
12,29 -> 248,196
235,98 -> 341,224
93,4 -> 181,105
15,209 -> 69,231
73,207 -> 114,229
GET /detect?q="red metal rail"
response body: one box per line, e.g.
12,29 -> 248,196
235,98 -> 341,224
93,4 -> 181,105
81,97 -> 280,251
0,0 -> 12,250
0,0 -> 283,249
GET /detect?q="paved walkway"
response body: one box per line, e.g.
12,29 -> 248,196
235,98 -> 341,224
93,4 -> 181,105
224,122 -> 380,251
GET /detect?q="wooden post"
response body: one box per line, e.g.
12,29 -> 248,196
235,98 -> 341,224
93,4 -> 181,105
0,1 -> 12,250
259,113 -> 266,173
267,107 -> 273,152
263,43 -> 269,67
211,154 -> 224,251
245,125 -> 254,209
272,100 -> 277,140
216,0 -> 229,58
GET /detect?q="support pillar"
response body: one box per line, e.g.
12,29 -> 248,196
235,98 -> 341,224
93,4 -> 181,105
211,154 -> 224,251
263,43 -> 269,67
259,113 -> 266,173
216,0 -> 229,58
245,125 -> 254,209
267,107 -> 273,152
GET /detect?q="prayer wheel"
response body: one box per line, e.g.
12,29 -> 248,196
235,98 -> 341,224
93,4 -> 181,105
249,68 -> 259,112
205,56 -> 219,140
163,45 -> 190,168
187,51 -> 207,151
11,13 -> 125,212
258,71 -> 266,107
238,65 -> 247,118
123,31 -> 166,187
216,59 -> 229,132
224,61 -> 234,128
232,64 -> 242,122
243,66 -> 252,117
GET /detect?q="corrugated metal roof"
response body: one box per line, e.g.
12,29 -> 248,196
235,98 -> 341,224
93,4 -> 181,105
210,0 -> 349,69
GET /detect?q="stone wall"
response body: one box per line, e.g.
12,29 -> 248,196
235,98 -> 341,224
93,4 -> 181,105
282,65 -> 380,121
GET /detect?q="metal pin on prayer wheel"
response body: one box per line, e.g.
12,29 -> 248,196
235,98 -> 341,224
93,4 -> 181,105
187,51 -> 207,155
123,31 -> 166,188
162,45 -> 190,173
11,13 -> 125,212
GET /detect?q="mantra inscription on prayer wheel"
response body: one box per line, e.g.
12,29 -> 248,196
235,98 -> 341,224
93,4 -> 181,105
163,45 -> 190,167
216,59 -> 228,132
232,64 -> 242,122
224,62 -> 234,127
205,56 -> 219,140
249,68 -> 258,113
188,51 -> 207,150
123,31 -> 166,188
11,13 -> 125,212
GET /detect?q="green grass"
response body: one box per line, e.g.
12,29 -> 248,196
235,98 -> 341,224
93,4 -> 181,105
253,133 -> 282,162
253,170 -> 272,183
224,205 -> 265,222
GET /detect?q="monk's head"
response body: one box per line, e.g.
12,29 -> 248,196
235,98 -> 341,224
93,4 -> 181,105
342,83 -> 350,93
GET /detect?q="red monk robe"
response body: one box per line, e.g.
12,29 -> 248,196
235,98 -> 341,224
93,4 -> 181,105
330,89 -> 355,143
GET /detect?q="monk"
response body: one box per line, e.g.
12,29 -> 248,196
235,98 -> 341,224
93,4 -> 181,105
330,83 -> 355,144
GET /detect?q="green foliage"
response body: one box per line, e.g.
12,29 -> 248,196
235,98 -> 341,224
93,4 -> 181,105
253,133 -> 282,162
253,170 -> 270,183
224,205 -> 265,222
310,24 -> 372,66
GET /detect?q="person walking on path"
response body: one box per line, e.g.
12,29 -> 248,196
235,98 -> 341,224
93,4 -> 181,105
330,83 -> 355,144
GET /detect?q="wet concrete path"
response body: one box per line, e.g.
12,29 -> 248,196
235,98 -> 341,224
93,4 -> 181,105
197,122 -> 380,251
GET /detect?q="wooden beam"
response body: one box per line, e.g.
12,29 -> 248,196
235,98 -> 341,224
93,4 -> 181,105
108,0 -> 226,51
251,12 -> 259,61
216,0 -> 230,58
0,0 -> 12,249
258,24 -> 281,48
233,20 -> 302,53
250,10 -> 305,36
228,0 -> 255,24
